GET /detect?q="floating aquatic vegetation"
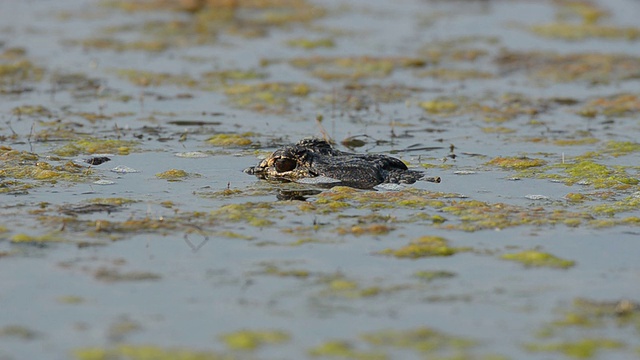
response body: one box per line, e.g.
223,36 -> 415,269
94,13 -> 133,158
486,156 -> 546,169
529,22 -> 640,41
74,344 -> 227,360
500,250 -> 575,269
206,133 -> 253,147
94,267 -> 161,282
496,51 -> 640,83
0,48 -> 44,94
0,325 -> 40,340
524,338 -> 624,359
579,94 -> 640,117
416,68 -> 493,81
223,82 -> 311,113
155,169 -> 189,180
378,236 -> 463,259
561,160 -> 638,189
289,56 -> 426,81
317,273 -> 410,299
210,203 -> 277,227
53,138 -> 139,157
219,329 -> 290,351
11,232 -> 68,244
286,37 -> 335,49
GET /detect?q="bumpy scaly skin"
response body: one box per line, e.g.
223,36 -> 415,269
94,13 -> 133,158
245,139 -> 439,189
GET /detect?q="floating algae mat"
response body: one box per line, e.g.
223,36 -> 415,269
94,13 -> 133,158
1,0 -> 640,359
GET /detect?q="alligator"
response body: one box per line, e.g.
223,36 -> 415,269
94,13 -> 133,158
244,138 -> 440,189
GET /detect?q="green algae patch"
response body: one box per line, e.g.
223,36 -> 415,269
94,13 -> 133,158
0,52 -> 44,93
417,68 -> 493,81
317,273 -> 410,299
210,203 -> 277,227
419,99 -> 459,114
219,329 -> 290,351
500,250 -> 575,269
0,325 -> 40,340
223,82 -> 310,113
562,160 -> 638,189
603,141 -> 640,157
496,51 -> 640,84
94,267 -> 161,282
74,344 -> 228,360
590,193 -> 640,216
115,68 -> 197,87
553,137 -> 599,146
206,133 -> 253,147
524,338 -> 624,359
530,22 -> 640,41
486,156 -> 546,169
414,270 -> 456,282
290,56 -> 425,81
336,224 -> 392,236
308,340 -> 386,359
378,236 -> 462,259
11,232 -> 68,244
581,94 -> 640,117
361,327 -> 476,353
155,169 -> 188,180
53,138 -> 139,157
287,37 -> 335,49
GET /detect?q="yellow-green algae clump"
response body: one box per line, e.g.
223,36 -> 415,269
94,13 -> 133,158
378,236 -> 462,259
486,156 -> 546,169
501,250 -> 575,269
155,169 -> 188,180
74,344 -> 227,360
206,133 -> 253,147
561,160 -> 638,189
219,329 -> 290,351
53,138 -> 138,157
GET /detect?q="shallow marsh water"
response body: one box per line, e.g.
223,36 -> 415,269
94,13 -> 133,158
1,0 -> 640,359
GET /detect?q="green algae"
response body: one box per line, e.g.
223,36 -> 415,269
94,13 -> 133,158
155,169 -> 189,180
361,327 -> 476,353
496,51 -> 640,83
219,329 -> 290,351
500,250 -> 575,269
308,340 -> 386,359
336,224 -> 392,236
74,344 -> 229,360
524,338 -> 624,359
290,56 -> 426,81
414,270 -> 456,282
206,133 -> 253,147
53,138 -> 138,157
224,82 -> 311,113
486,156 -> 546,170
287,37 -> 335,49
561,160 -> 638,189
580,94 -> 640,117
530,22 -> 640,41
378,236 -> 462,259
11,232 -> 68,244
210,203 -> 276,227
603,141 -> 640,157
94,267 -> 161,282
0,325 -> 40,340
417,68 -> 494,81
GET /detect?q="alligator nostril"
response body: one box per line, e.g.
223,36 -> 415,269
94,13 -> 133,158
274,158 -> 297,173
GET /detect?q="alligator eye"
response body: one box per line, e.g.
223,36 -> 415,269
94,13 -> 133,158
274,158 -> 297,173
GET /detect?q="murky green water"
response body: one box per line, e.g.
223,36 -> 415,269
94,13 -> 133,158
2,0 -> 640,359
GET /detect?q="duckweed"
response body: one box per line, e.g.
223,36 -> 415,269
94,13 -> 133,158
500,250 -> 575,269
